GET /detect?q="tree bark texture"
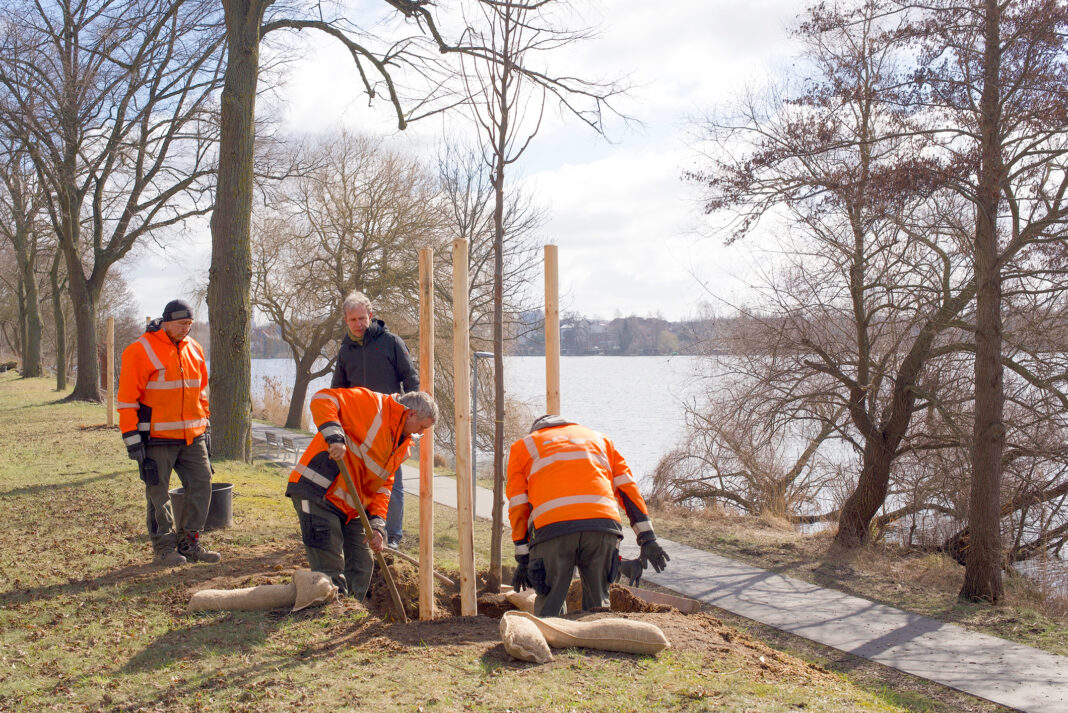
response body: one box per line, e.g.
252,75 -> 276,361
208,0 -> 266,461
61,239 -> 100,401
13,241 -> 42,377
961,0 -> 1005,603
286,368 -> 313,430
49,254 -> 66,391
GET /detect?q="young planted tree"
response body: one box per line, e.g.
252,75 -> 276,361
0,0 -> 225,401
251,132 -> 441,428
460,0 -> 623,588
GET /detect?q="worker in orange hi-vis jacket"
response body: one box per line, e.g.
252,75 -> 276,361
507,415 -> 670,617
286,387 -> 437,600
117,299 -> 219,567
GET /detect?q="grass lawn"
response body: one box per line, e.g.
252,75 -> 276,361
0,372 -> 998,713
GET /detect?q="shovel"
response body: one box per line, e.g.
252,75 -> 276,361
336,457 -> 409,624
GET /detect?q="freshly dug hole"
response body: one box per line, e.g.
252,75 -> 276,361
364,559 -> 678,622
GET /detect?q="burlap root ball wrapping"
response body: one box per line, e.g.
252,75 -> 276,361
503,587 -> 536,613
500,611 -> 554,664
508,610 -> 670,655
188,570 -> 337,613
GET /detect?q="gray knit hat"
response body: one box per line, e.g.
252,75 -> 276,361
162,299 -> 194,322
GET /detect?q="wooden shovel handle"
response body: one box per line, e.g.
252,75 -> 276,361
336,457 -> 409,624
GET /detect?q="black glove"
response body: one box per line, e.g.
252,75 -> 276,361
528,558 -> 550,596
126,440 -> 146,462
639,539 -> 670,573
139,458 -> 160,487
511,554 -> 531,591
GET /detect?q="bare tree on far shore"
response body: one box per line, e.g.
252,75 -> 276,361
251,132 -> 442,429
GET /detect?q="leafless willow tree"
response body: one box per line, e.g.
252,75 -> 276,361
0,0 -> 225,401
251,131 -> 443,428
688,3 -> 973,542
686,0 -> 1068,602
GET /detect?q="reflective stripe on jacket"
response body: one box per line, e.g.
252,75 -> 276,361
117,328 -> 209,446
285,387 -> 412,523
506,422 -> 655,556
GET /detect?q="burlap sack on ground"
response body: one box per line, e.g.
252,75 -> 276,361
292,569 -> 338,612
500,611 -> 554,664
503,587 -> 536,613
189,583 -> 296,612
509,610 -> 670,655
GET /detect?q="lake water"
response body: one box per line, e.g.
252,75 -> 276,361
251,355 -> 705,486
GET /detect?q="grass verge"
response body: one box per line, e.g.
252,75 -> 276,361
0,372 -> 917,713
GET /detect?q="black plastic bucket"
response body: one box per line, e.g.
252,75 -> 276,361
168,482 -> 234,531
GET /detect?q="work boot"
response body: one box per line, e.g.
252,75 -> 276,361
178,531 -> 221,564
153,550 -> 187,567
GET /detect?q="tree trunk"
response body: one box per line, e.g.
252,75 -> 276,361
207,0 -> 266,461
961,0 -> 1004,604
50,254 -> 66,391
286,368 -> 313,430
16,251 -> 43,378
834,439 -> 894,547
16,280 -> 26,367
64,266 -> 101,402
489,151 -> 506,591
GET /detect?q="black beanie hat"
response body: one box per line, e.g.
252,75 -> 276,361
162,299 -> 194,322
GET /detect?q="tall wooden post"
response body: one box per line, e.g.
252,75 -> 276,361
452,239 -> 477,616
418,248 -> 436,620
106,317 -> 115,427
544,245 -> 561,415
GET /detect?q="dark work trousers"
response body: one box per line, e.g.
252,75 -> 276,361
292,496 -> 374,600
385,466 -> 404,544
530,530 -> 621,618
144,438 -> 212,554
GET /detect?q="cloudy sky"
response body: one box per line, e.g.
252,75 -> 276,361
125,0 -> 804,323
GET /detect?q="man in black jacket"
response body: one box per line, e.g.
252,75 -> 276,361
331,291 -> 419,548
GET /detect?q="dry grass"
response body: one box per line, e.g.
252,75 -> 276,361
651,502 -> 1068,656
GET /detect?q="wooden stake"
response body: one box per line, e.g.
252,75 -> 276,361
106,317 -> 115,427
452,239 -> 477,616
418,247 -> 436,620
544,244 -> 561,415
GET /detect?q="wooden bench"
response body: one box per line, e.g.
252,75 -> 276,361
280,435 -> 300,468
263,430 -> 280,459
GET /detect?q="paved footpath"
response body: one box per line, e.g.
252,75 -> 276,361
252,426 -> 1067,713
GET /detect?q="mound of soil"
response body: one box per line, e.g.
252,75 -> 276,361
366,553 -> 457,622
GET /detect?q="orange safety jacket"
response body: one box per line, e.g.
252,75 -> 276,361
117,324 -> 210,449
285,387 -> 413,524
506,417 -> 656,558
